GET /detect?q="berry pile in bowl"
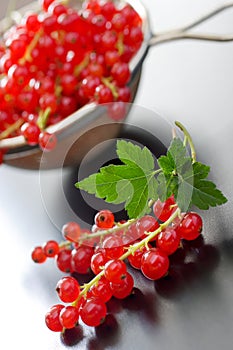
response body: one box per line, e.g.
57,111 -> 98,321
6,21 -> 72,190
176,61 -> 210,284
0,0 -> 149,169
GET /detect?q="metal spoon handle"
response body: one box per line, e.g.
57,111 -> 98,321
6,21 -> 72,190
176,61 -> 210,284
149,2 -> 233,46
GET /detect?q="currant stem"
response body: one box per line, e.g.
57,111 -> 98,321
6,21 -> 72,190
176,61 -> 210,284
0,118 -> 24,140
101,77 -> 118,99
73,270 -> 105,306
79,218 -> 137,242
175,121 -> 196,163
19,29 -> 44,64
37,107 -> 51,130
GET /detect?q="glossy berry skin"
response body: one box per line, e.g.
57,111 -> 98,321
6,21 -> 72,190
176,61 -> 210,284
20,122 -> 40,145
31,246 -> 47,263
153,195 -> 177,222
43,240 -> 60,257
80,298 -> 107,327
71,246 -> 94,274
56,276 -> 80,303
107,101 -> 126,121
177,212 -> 203,241
111,62 -> 130,86
55,248 -> 72,273
59,306 -> 79,329
104,259 -> 127,284
90,277 -> 112,302
110,272 -> 134,299
102,235 -> 124,259
94,209 -> 115,229
136,215 -> 160,240
45,304 -> 64,332
62,221 -> 81,243
141,248 -> 169,280
156,227 -> 180,255
38,132 -> 57,151
91,251 -> 108,275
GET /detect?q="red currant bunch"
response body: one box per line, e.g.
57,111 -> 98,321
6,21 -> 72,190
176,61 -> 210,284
32,201 -> 205,338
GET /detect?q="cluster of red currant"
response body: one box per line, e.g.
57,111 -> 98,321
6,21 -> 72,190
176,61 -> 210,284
0,0 -> 143,161
32,195 -> 203,334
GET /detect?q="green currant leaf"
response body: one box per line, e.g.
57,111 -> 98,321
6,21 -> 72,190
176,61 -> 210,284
157,139 -> 227,211
75,130 -> 227,218
158,138 -> 188,175
157,138 -> 194,210
74,173 -> 97,195
116,140 -> 155,171
192,161 -> 210,179
191,162 -> 227,209
76,141 -> 159,219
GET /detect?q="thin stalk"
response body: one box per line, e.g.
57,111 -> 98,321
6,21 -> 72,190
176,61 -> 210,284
79,218 -> 137,242
37,107 -> 51,130
175,121 -> 196,163
0,118 -> 24,140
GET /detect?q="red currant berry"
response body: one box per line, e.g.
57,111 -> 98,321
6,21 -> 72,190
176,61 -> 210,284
55,248 -> 72,273
43,240 -> 60,257
91,251 -> 108,275
38,132 -> 57,151
95,84 -> 114,104
141,248 -> 169,280
101,1 -> 116,20
45,304 -> 64,332
111,62 -> 130,86
56,276 -> 80,303
94,209 -> 115,229
62,221 -> 81,243
80,75 -> 101,99
71,246 -> 94,274
90,277 -> 112,303
111,13 -> 127,32
24,13 -> 41,33
21,122 -> 40,145
156,227 -> 180,255
102,235 -> 124,259
110,272 -> 134,299
59,306 -> 79,329
153,195 -> 177,222
136,215 -> 160,240
39,91 -> 57,113
42,0 -> 55,11
80,298 -> 107,327
117,86 -> 131,102
176,212 -> 203,241
60,73 -> 77,95
31,246 -> 47,263
107,101 -> 126,121
104,259 -> 127,284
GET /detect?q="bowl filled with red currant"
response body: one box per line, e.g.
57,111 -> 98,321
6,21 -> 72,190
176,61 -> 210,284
0,0 -> 151,169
